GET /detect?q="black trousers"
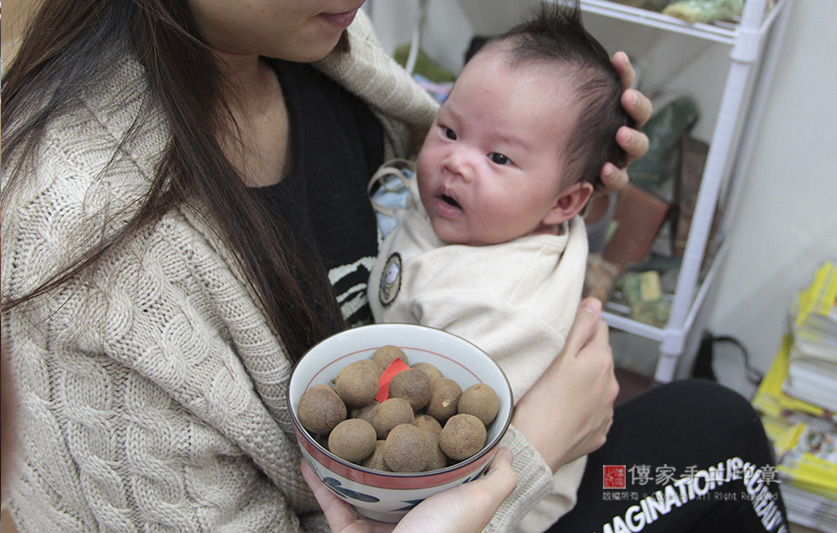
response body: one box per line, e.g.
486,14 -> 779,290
550,379 -> 789,532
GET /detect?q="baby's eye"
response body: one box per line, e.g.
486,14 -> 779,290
489,153 -> 511,165
444,127 -> 457,140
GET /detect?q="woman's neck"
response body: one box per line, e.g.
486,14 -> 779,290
215,52 -> 273,113
216,55 -> 293,188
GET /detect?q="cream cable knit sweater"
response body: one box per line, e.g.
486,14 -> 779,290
2,12 -> 552,532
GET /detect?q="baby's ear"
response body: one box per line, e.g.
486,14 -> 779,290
542,182 -> 594,226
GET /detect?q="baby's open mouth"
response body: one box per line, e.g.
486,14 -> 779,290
440,194 -> 461,209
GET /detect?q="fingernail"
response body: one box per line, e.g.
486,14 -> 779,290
618,127 -> 632,146
582,298 -> 602,314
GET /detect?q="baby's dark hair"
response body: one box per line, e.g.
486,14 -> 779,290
482,2 -> 633,189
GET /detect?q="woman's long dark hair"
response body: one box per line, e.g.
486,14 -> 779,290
1,0 -> 344,361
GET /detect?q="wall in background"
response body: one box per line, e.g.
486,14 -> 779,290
703,0 -> 837,387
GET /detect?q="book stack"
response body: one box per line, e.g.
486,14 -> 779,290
752,260 -> 837,532
785,262 -> 837,411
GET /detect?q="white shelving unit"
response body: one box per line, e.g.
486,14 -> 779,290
578,0 -> 795,382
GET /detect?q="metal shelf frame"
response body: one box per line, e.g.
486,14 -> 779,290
577,0 -> 786,44
582,0 -> 795,382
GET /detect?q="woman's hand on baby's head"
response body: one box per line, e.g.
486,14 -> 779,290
611,51 -> 652,128
599,52 -> 653,194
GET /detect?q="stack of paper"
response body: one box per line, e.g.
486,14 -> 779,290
773,422 -> 837,531
752,260 -> 837,531
785,261 -> 837,412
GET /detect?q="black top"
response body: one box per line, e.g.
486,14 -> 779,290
252,59 -> 384,328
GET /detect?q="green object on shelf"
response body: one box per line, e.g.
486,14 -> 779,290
632,300 -> 672,328
663,0 -> 744,23
619,271 -> 672,328
614,0 -> 676,11
629,97 -> 700,190
393,45 -> 457,84
615,0 -> 742,23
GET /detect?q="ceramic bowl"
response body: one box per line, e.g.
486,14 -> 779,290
288,323 -> 513,523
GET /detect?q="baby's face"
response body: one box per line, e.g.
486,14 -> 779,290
416,48 -> 582,246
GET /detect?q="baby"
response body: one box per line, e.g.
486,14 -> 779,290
369,3 -> 631,531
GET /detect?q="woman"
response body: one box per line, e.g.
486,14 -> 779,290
1,1 -> 643,529
3,1 -> 783,532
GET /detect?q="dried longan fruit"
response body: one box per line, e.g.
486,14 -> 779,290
425,377 -> 462,424
361,440 -> 390,471
414,413 -> 442,435
328,419 -> 377,463
384,423 -> 431,472
335,360 -> 380,407
354,358 -> 384,378
411,362 -> 443,382
424,434 -> 449,471
439,413 -> 486,461
389,368 -> 432,411
458,383 -> 500,425
351,402 -> 380,425
298,384 -> 347,435
371,345 -> 409,370
372,397 -> 414,439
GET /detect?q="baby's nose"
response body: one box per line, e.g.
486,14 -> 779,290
442,149 -> 476,182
